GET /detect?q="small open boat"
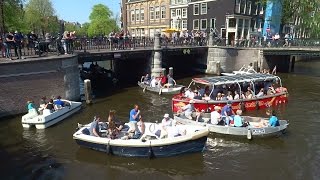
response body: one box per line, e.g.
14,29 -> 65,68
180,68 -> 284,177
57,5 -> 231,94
174,115 -> 289,139
138,81 -> 184,95
73,122 -> 209,158
21,99 -> 82,129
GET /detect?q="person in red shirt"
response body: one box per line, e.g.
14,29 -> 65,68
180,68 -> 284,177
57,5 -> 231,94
159,73 -> 167,86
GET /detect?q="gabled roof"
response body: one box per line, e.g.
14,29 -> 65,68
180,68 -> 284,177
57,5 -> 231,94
192,74 -> 279,85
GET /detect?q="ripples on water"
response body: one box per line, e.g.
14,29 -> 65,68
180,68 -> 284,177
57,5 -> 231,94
1,60 -> 320,179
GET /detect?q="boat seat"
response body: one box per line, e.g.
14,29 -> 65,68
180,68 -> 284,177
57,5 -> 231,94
82,128 -> 90,135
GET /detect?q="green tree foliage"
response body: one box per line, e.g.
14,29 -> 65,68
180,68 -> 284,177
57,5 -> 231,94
0,0 -> 27,33
77,23 -> 90,37
24,0 -> 58,36
87,4 -> 119,37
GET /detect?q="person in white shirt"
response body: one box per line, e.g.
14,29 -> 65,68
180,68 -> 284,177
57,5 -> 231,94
234,91 -> 240,100
150,76 -> 157,87
167,120 -> 186,138
210,106 -> 221,125
256,88 -> 264,97
160,113 -> 173,138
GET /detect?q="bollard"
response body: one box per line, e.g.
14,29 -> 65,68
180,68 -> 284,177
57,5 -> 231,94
216,61 -> 221,76
84,79 -> 92,104
169,67 -> 173,77
161,68 -> 166,76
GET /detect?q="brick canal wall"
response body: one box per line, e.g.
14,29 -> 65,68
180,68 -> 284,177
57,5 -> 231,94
0,55 -> 80,118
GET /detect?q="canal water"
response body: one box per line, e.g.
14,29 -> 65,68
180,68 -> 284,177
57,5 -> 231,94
1,60 -> 320,180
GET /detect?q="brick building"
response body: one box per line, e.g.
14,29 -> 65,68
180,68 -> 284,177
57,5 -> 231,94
122,0 -> 170,37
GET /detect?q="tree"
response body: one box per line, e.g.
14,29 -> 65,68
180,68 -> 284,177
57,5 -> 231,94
77,23 -> 90,37
24,0 -> 56,36
0,0 -> 26,33
87,4 -> 119,37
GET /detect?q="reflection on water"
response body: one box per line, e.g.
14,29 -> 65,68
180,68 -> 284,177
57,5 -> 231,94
75,148 -> 205,177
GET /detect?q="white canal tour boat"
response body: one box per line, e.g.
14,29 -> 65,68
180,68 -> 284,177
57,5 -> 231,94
21,99 -> 82,129
174,115 -> 289,140
73,121 -> 209,158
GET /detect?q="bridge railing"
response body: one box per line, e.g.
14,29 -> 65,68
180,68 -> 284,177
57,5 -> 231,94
2,36 -> 320,60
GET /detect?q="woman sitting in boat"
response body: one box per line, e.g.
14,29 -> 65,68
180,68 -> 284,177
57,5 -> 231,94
23,100 -> 38,120
107,110 -> 123,139
262,109 -> 280,127
45,99 -> 56,113
38,96 -> 47,113
232,110 -> 248,127
54,96 -> 65,109
143,74 -> 151,85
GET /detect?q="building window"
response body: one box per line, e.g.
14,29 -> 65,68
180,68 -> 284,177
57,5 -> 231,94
193,19 -> 199,30
176,9 -> 181,17
155,6 -> 160,19
131,10 -> 135,22
182,8 -> 187,18
210,18 -> 216,29
171,9 -> 176,18
241,0 -> 246,14
235,0 -> 240,13
201,19 -> 207,30
177,0 -> 183,3
194,4 -> 199,15
244,19 -> 249,28
161,6 -> 166,19
238,19 -> 243,28
246,1 -> 251,15
228,18 -> 236,27
254,4 -> 258,15
150,7 -> 154,20
149,28 -> 155,37
135,9 -> 140,21
182,20 -> 187,29
201,3 -> 207,15
140,8 -> 144,21
170,20 -> 174,28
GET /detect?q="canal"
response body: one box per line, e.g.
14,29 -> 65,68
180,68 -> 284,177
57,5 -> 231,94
0,60 -> 320,179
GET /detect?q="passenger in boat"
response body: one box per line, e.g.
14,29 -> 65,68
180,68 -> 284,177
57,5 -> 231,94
267,86 -> 276,95
227,91 -> 233,100
234,91 -> 240,100
246,91 -> 253,99
265,110 -> 280,127
167,120 -> 186,138
160,73 -> 167,86
108,110 -> 123,132
125,120 -> 141,139
179,100 -> 194,120
248,63 -> 253,70
89,116 -> 104,137
129,104 -> 140,123
24,100 -> 38,120
150,76 -> 158,87
216,93 -> 222,101
45,99 -> 56,112
221,93 -> 228,101
143,74 -> 151,85
160,113 -> 173,138
193,89 -> 202,100
210,106 -> 221,125
233,110 -> 248,127
163,74 -> 175,88
137,116 -> 145,135
54,96 -> 65,109
184,88 -> 193,98
221,101 -> 235,125
240,91 -> 246,99
256,88 -> 264,97
108,116 -> 120,139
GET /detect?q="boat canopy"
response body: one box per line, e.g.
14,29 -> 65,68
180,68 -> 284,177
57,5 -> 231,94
192,74 -> 280,86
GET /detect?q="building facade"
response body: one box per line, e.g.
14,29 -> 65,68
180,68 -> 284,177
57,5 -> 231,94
124,0 -> 170,37
169,0 -> 189,30
186,0 -> 264,44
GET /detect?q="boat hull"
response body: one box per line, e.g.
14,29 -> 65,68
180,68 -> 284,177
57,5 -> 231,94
22,100 -> 82,129
74,136 -> 207,158
172,92 -> 288,113
174,115 -> 289,139
73,122 -> 209,158
138,81 -> 184,95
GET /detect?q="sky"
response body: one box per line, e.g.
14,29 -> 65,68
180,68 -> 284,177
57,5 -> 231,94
51,0 -> 120,24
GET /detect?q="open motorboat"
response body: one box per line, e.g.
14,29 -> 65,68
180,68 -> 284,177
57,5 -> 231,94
138,76 -> 184,95
73,121 -> 209,158
172,74 -> 288,113
174,115 -> 289,139
21,99 -> 82,129
221,66 -> 257,76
